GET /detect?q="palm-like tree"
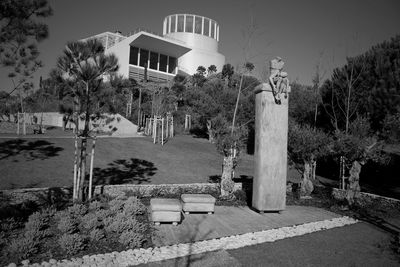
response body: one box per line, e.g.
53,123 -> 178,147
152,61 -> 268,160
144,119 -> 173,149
57,39 -> 118,201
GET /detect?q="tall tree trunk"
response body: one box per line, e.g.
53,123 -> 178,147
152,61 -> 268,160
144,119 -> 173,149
311,159 -> 317,181
74,95 -> 79,134
78,83 -> 91,201
345,160 -> 362,206
300,161 -> 314,197
206,119 -> 214,143
231,74 -> 244,135
220,155 -> 235,197
78,138 -> 87,201
73,135 -> 78,200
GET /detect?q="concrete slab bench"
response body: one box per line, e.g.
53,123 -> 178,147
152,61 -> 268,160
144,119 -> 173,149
181,194 -> 216,214
150,198 -> 181,226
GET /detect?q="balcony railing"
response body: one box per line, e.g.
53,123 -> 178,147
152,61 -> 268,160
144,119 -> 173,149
129,65 -> 175,83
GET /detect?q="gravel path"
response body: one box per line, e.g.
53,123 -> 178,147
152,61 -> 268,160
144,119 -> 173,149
9,216 -> 358,267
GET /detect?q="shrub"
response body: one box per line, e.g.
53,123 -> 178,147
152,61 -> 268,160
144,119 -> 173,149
8,234 -> 40,259
119,231 -> 145,248
67,204 -> 88,217
105,213 -> 145,234
41,206 -> 57,218
89,200 -> 104,211
96,209 -> 112,222
57,215 -> 79,234
0,217 -> 22,232
25,212 -> 49,232
108,196 -> 126,213
80,213 -> 102,230
89,228 -> 105,242
58,234 -> 87,255
123,196 -> 146,216
233,189 -> 248,203
103,216 -> 114,229
0,232 -> 6,249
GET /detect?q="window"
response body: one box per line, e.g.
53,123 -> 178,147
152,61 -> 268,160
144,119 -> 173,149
129,46 -> 139,65
177,15 -> 184,32
168,57 -> 176,74
150,52 -> 158,70
139,49 -> 149,67
185,15 -> 193,32
170,15 -> 176,33
211,21 -> 215,38
195,16 -> 202,34
159,54 -> 167,72
166,18 -> 170,34
203,18 -> 209,36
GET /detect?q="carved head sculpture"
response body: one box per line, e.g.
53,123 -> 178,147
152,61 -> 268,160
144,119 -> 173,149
270,57 -> 284,72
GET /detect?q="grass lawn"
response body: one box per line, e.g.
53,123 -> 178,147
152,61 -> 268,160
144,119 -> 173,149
0,135 -> 256,190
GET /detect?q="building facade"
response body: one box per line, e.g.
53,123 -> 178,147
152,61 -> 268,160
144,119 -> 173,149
81,14 -> 225,83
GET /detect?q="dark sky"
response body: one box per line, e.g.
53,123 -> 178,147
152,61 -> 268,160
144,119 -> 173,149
1,0 -> 400,92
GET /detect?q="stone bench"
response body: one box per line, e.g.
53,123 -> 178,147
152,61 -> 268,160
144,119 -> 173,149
181,194 -> 216,214
150,198 -> 181,226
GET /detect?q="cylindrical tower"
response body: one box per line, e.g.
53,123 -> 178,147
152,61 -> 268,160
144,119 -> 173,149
163,14 -> 225,74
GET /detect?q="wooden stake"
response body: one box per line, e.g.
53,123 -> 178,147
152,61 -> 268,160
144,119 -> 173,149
17,112 -> 20,135
185,114 -> 187,130
161,118 -> 164,145
171,116 -> 174,137
153,116 -> 156,144
88,135 -> 96,200
73,135 -> 78,200
23,112 -> 26,135
76,161 -> 81,201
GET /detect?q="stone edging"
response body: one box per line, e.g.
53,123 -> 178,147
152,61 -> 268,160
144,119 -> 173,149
14,216 -> 358,267
332,188 -> 400,207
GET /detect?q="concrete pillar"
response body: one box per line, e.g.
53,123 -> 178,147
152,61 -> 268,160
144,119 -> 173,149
137,48 -> 140,66
252,83 -> 288,212
201,17 -> 204,35
166,56 -> 169,73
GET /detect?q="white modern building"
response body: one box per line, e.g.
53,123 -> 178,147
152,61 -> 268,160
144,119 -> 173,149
81,14 -> 225,83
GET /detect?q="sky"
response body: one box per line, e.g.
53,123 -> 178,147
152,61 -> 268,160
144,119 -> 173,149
1,0 -> 400,92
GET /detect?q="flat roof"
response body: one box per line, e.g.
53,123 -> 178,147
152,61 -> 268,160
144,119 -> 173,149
129,31 -> 191,58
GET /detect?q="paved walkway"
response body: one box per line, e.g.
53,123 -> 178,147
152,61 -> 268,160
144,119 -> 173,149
152,205 -> 341,246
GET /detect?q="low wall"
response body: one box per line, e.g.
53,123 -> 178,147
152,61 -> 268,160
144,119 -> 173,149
332,188 -> 400,209
6,112 -> 140,136
0,183 -> 243,205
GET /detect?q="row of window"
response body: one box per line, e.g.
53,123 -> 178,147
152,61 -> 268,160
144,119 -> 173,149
129,46 -> 177,74
163,14 -> 219,41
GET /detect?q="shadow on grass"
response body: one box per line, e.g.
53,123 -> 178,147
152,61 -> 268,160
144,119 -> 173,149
0,187 -> 72,220
93,158 -> 157,185
0,139 -> 64,161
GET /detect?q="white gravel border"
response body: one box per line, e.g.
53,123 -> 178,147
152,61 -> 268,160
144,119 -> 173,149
14,216 -> 358,267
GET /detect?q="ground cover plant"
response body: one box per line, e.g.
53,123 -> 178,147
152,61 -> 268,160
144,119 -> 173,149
0,195 -> 152,266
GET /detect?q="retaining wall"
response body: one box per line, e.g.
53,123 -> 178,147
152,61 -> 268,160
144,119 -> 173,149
0,183 -> 243,205
332,188 -> 400,209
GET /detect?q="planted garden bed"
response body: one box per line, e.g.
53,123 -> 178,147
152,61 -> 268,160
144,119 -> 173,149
0,195 -> 153,266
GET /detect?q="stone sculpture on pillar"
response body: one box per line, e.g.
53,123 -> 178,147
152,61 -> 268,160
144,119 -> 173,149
269,57 -> 291,104
252,57 -> 290,212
